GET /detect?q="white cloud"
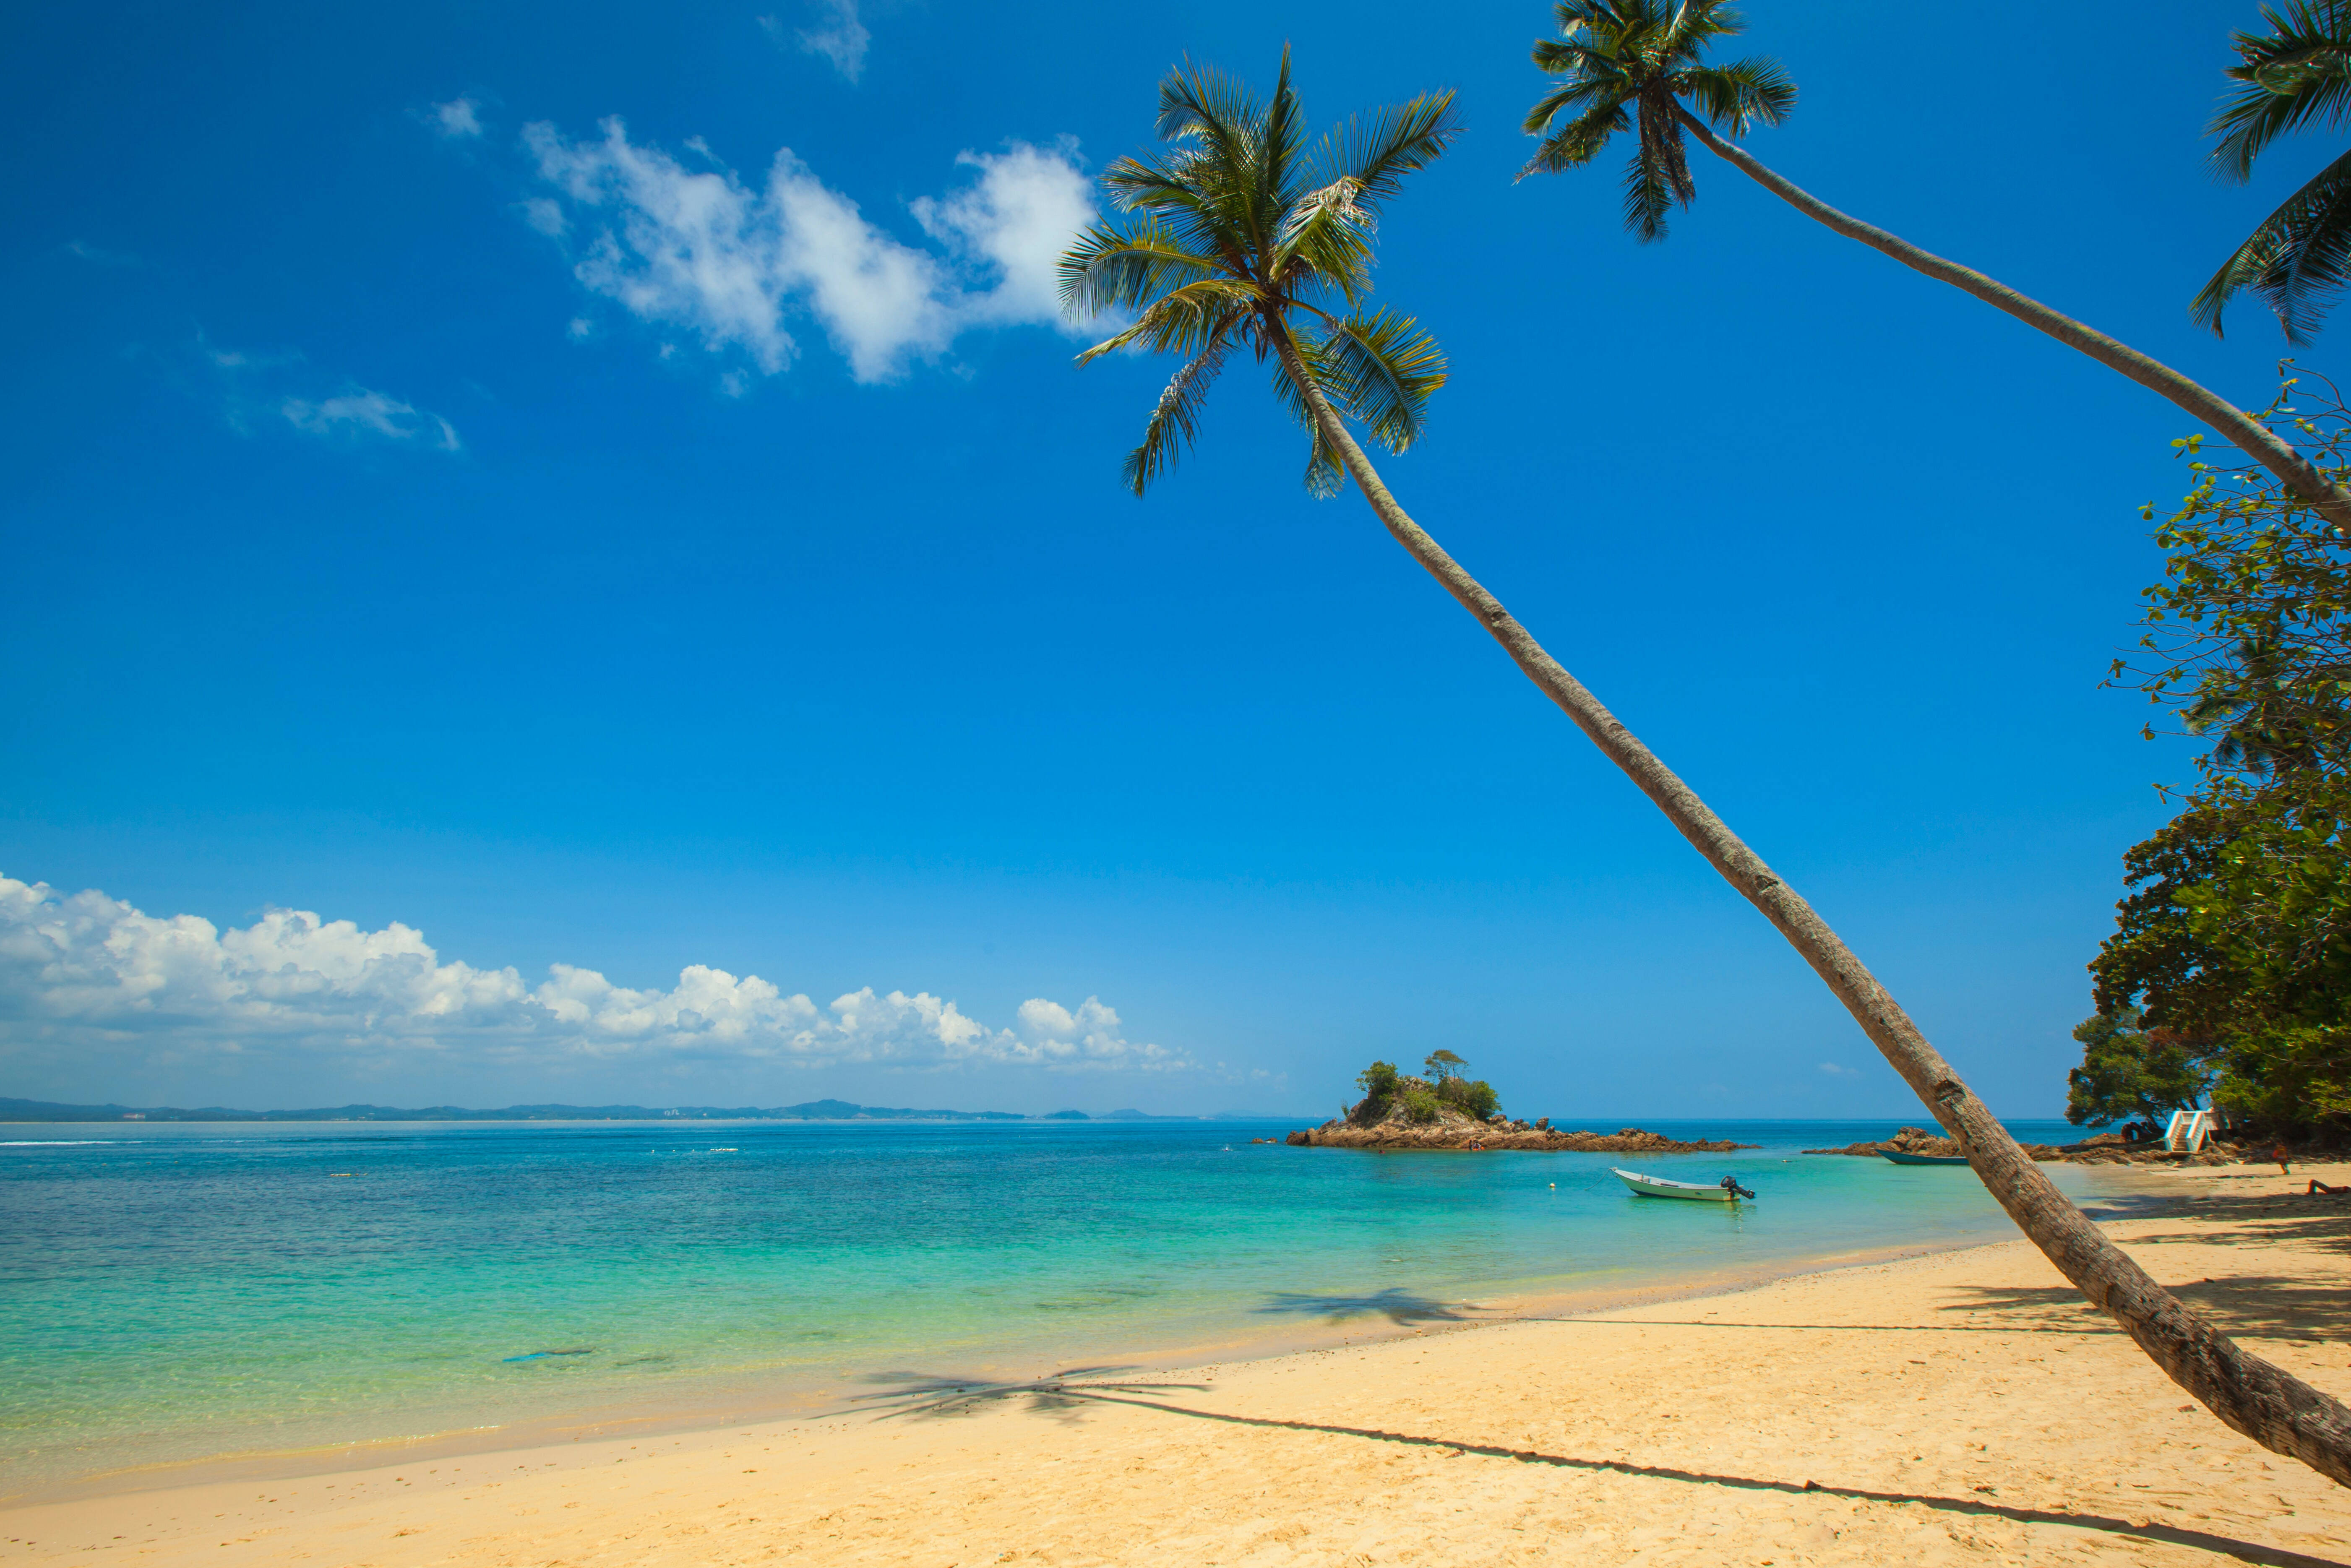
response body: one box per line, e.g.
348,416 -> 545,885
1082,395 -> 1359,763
764,2 -> 870,84
281,388 -> 461,451
912,142 -> 1098,325
0,874 -> 1190,1075
432,97 -> 485,139
1817,1061 -> 1858,1076
520,118 -> 1094,384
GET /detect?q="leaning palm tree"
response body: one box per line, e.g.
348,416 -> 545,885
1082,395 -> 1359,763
2193,1 -> 2351,343
1517,0 -> 2351,533
1071,52 -> 2351,1485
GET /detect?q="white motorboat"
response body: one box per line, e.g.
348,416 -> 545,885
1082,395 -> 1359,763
1613,1167 -> 1754,1202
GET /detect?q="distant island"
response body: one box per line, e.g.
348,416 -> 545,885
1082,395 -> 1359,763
1286,1054 -> 1757,1154
0,1096 -> 1251,1125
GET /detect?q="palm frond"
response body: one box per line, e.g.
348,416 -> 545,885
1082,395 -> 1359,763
1063,52 -> 1450,502
1263,333 -> 1349,495
2193,146 -> 2351,341
1621,139 -> 1678,242
1518,100 -> 1630,179
1522,0 -> 1779,216
1074,280 -> 1260,365
1314,308 -> 1447,454
1057,220 -> 1221,317
1121,332 -> 1237,496
1521,72 -> 1619,135
1682,56 -> 1794,134
1302,425 -> 1345,498
1273,177 -> 1375,305
2209,1 -> 2351,182
1314,89 -> 1465,214
1262,45 -> 1306,216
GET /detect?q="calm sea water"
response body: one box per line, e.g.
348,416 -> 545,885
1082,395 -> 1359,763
0,1117 -> 2126,1494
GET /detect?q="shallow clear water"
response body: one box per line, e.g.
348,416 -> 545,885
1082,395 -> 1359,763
0,1117 -> 2122,1492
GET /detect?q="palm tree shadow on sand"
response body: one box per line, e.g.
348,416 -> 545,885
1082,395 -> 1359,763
1253,1289 -> 1489,1327
848,1367 -> 1210,1426
848,1370 -> 2335,1566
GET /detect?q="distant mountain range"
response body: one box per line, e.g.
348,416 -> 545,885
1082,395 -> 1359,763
0,1096 -> 1248,1124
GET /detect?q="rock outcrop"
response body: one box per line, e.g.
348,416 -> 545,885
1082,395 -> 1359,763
1799,1125 -> 2236,1165
1288,1102 -> 1755,1153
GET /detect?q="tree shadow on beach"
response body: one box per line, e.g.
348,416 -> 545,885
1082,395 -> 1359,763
846,1367 -> 1210,1426
1944,1277 -> 2351,1345
2117,1187 -> 2351,1257
850,1376 -> 2342,1568
1253,1289 -> 1488,1327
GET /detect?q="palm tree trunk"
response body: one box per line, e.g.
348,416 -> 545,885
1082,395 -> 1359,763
1267,333 -> 2351,1486
1671,107 -> 2351,534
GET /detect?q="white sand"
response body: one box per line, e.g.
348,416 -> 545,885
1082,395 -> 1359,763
12,1159 -> 2351,1565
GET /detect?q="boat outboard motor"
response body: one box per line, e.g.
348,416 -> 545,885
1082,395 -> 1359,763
1720,1176 -> 1757,1200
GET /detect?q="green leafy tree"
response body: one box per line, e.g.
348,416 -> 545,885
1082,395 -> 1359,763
2098,410 -> 2351,1140
1069,50 -> 2351,1482
1355,1060 -> 1402,1112
2065,1007 -> 2217,1130
2194,2 -> 2351,343
1438,1076 -> 1502,1120
1399,1085 -> 1441,1123
1514,0 -> 2351,529
1423,1049 -> 1467,1082
2112,386 -> 2351,774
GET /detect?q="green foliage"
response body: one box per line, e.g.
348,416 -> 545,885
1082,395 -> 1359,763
2195,3 -> 2351,341
2065,1006 -> 2216,1128
1437,1076 -> 1501,1120
1354,1060 -> 1401,1117
2094,411 -> 2351,1133
1518,0 -> 1794,241
1423,1049 -> 1466,1081
1399,1085 -> 1441,1123
2111,386 -> 2351,774
1059,51 -> 1461,497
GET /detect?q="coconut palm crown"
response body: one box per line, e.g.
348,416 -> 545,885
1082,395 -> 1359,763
1518,0 -> 1793,240
1058,52 -> 1461,497
2193,2 -> 2351,343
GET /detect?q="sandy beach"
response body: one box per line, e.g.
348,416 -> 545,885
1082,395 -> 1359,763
12,1159 -> 2351,1567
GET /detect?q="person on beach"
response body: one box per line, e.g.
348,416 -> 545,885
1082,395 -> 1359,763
2276,1142 -> 2295,1175
2308,1178 -> 2350,1196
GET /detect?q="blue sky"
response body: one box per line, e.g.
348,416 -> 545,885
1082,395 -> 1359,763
0,0 -> 2315,1118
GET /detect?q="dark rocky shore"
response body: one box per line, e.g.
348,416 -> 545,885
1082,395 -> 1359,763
1802,1125 -> 2241,1166
1285,1107 -> 1756,1153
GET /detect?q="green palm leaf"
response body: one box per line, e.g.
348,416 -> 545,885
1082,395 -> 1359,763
2195,147 -> 2351,341
1121,331 -> 1237,496
1063,54 -> 1454,497
1518,0 -> 1791,237
2210,2 -> 2351,181
2200,3 -> 2351,338
1315,309 -> 1448,454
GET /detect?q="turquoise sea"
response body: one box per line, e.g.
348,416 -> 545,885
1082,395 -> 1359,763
0,1117 -> 2131,1497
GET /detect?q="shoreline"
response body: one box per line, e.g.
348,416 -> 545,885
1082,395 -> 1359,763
11,1159 -> 2351,1564
3,1176 -> 2166,1510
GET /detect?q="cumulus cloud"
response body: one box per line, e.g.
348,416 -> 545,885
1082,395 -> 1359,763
431,97 -> 485,139
520,117 -> 1094,384
281,388 -> 461,451
912,141 -> 1097,326
762,3 -> 870,84
0,874 -> 1188,1076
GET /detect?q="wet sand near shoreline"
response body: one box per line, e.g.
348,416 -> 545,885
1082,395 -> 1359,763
11,1159 -> 2351,1566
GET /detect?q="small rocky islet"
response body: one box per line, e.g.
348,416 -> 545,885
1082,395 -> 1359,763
1283,1053 -> 1756,1152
